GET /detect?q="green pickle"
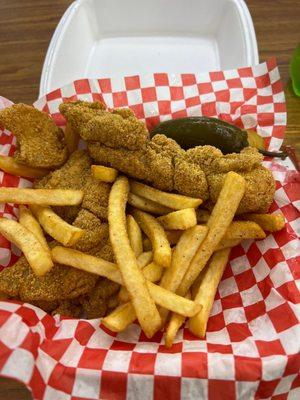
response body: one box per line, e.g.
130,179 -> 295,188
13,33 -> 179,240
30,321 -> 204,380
151,116 -> 286,158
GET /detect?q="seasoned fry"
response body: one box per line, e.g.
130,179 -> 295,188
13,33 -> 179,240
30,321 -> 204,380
19,205 -> 49,252
0,188 -> 83,206
64,122 -> 80,153
159,225 -> 208,324
176,172 -> 245,297
0,155 -> 49,178
91,165 -> 118,183
128,193 -> 172,215
130,181 -> 203,210
102,302 -> 136,332
165,292 -> 191,348
127,215 -> 143,257
0,217 -> 53,276
119,262 -> 163,303
189,248 -> 231,338
133,210 -> 172,268
108,176 -> 161,338
30,205 -> 83,247
157,208 -> 197,230
118,251 -> 153,302
216,238 -> 241,251
223,220 -> 266,240
51,247 -> 199,317
240,213 -> 285,232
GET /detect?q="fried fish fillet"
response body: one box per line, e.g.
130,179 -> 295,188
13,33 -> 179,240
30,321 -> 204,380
0,256 -> 97,302
61,101 -> 275,214
0,104 -> 68,169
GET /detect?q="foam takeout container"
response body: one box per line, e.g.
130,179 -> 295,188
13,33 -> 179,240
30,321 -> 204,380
40,0 -> 259,96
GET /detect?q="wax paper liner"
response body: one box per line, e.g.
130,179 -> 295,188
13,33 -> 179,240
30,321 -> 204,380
0,59 -> 299,400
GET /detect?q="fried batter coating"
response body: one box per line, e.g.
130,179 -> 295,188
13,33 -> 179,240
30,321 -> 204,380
31,300 -> 58,312
52,300 -> 81,318
0,256 -> 97,302
59,101 -> 106,136
82,176 -> 111,220
0,104 -> 68,168
61,101 -> 276,214
80,278 -> 119,319
72,209 -> 108,252
34,150 -> 92,222
208,166 -> 275,214
88,241 -> 115,263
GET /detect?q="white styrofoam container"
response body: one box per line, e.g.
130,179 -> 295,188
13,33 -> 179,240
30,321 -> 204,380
39,0 -> 259,97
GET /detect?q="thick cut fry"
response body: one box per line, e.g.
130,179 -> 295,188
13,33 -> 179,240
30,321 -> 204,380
189,248 -> 231,338
91,165 -> 118,183
133,210 -> 172,268
31,205 -> 83,247
223,221 -> 266,240
216,239 -> 241,251
130,181 -> 203,210
51,247 -> 199,317
127,215 -> 143,257
157,208 -> 197,230
118,251 -> 153,302
19,205 -> 49,252
159,225 -> 208,325
165,292 -> 191,348
196,209 -> 210,223
108,176 -> 161,338
128,193 -> 172,215
0,155 -> 49,178
0,188 -> 83,206
119,262 -> 163,302
102,302 -> 137,332
0,217 -> 53,276
240,213 -> 285,232
176,172 -> 245,297
64,122 -> 80,153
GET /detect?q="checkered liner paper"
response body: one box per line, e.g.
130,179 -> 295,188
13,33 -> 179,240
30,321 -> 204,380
0,58 -> 299,400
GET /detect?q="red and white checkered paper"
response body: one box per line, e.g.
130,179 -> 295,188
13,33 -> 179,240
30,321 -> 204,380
0,59 -> 299,400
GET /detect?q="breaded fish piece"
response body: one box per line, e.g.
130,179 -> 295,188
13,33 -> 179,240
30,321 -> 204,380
72,209 -> 108,252
80,278 -> 119,319
0,256 -> 97,302
82,176 -> 111,220
52,299 -> 82,318
208,165 -> 275,214
0,104 -> 68,169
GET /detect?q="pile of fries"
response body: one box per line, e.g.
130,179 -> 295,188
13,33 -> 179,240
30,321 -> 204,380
0,162 -> 285,346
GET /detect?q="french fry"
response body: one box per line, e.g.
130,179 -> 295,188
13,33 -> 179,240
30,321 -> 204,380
127,215 -> 143,257
119,262 -> 164,303
176,172 -> 245,297
133,210 -> 172,268
128,193 -> 172,215
64,122 -> 80,153
223,221 -> 266,240
216,238 -> 241,251
165,292 -> 191,348
130,181 -> 203,210
118,251 -> 153,302
0,217 -> 53,276
189,248 -> 231,338
91,165 -> 118,183
0,188 -> 83,206
159,225 -> 208,325
102,302 -> 137,332
30,205 -> 83,247
196,209 -> 210,223
19,205 -> 49,252
157,208 -> 197,230
51,247 -> 199,317
240,213 -> 285,232
0,155 -> 49,179
108,176 -> 161,338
